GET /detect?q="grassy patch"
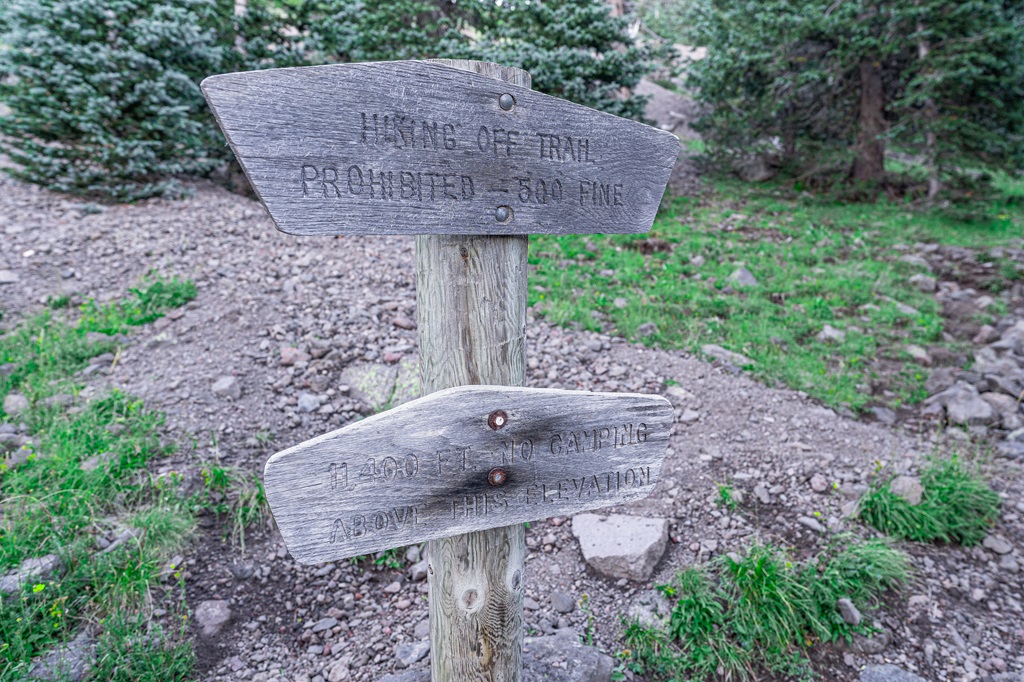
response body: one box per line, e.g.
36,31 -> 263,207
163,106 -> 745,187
0,276 -> 196,680
858,454 -> 1000,545
528,181 -> 1023,411
624,537 -> 909,681
197,462 -> 269,554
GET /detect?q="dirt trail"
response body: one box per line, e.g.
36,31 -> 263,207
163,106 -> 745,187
1,176 -> 1021,681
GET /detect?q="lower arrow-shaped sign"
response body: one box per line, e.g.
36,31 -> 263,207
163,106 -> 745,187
264,385 -> 673,563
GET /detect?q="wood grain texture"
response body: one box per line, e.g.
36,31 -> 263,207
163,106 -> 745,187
262,385 -> 672,563
420,60 -> 530,682
200,60 -> 679,236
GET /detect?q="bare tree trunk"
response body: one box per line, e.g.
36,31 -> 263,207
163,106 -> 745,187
851,57 -> 886,185
918,19 -> 941,201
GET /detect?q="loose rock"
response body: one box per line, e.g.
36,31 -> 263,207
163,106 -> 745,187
394,640 -> 430,668
859,664 -> 928,682
195,599 -> 232,639
837,598 -> 862,626
571,514 -> 668,581
888,476 -> 924,506
212,376 -> 242,400
3,393 -> 29,417
983,534 -> 1013,555
522,631 -> 614,682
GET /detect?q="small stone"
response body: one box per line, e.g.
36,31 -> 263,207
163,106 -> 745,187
871,406 -> 897,425
0,554 -> 63,595
904,344 -> 932,366
326,658 -> 351,682
523,597 -> 540,611
338,363 -> 399,412
383,581 -> 402,594
0,270 -> 19,284
909,273 -> 937,292
837,598 -> 862,626
221,561 -> 253,584
195,599 -> 232,638
414,619 -> 430,639
297,392 -> 322,413
701,344 -> 753,367
728,267 -> 758,288
899,254 -> 932,270
571,513 -> 668,581
850,629 -> 891,655
679,408 -> 700,424
79,451 -> 113,473
613,297 -> 627,308
523,632 -> 614,682
395,640 -> 430,668
212,376 -> 242,400
753,483 -> 771,505
888,476 -> 924,506
999,555 -> 1020,573
810,473 -> 829,493
279,346 -> 311,366
409,560 -> 428,582
797,516 -> 825,533
941,382 -> 995,425
405,546 -> 421,563
312,617 -> 338,633
925,367 -> 956,395
392,316 -> 416,330
550,591 -> 575,614
816,324 -> 846,344
635,322 -> 658,338
28,631 -> 93,681
3,393 -> 29,417
664,385 -> 695,406
859,663 -> 927,682
983,535 -> 1013,555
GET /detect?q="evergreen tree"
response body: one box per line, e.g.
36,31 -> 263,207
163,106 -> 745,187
682,0 -> 1024,194
464,0 -> 660,120
0,0 -> 226,200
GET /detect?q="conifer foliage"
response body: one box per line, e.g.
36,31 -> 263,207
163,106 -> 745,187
681,0 -> 1024,193
0,0 -> 659,201
0,0 -> 226,200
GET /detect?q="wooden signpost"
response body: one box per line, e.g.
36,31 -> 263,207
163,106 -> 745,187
203,59 -> 679,682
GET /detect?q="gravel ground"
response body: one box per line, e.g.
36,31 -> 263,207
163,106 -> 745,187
1,174 -> 1022,682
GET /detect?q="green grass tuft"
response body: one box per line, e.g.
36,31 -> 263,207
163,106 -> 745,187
624,537 -> 909,681
0,275 -> 197,680
858,454 -> 1000,545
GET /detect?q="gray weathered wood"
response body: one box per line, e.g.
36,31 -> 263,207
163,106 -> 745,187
418,61 -> 530,682
200,60 -> 679,236
262,385 -> 672,563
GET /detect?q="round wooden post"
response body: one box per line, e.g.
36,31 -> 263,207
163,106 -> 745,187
417,60 -> 530,682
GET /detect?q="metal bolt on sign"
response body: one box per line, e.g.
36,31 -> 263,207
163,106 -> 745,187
202,58 -> 679,681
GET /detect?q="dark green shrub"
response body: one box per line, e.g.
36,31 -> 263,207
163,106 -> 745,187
0,0 -> 226,200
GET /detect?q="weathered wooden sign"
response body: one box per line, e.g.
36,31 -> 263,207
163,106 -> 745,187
201,60 -> 679,236
264,385 -> 672,563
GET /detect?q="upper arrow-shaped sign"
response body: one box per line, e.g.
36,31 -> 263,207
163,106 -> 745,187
202,60 -> 679,236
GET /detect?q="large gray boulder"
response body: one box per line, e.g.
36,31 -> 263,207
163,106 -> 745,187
571,514 -> 668,581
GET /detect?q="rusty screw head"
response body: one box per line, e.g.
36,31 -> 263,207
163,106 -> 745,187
494,205 -> 512,223
499,93 -> 515,111
488,467 -> 508,486
488,409 -> 508,429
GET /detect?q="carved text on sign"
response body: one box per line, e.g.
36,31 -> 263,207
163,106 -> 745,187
201,60 -> 679,235
263,386 -> 673,563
